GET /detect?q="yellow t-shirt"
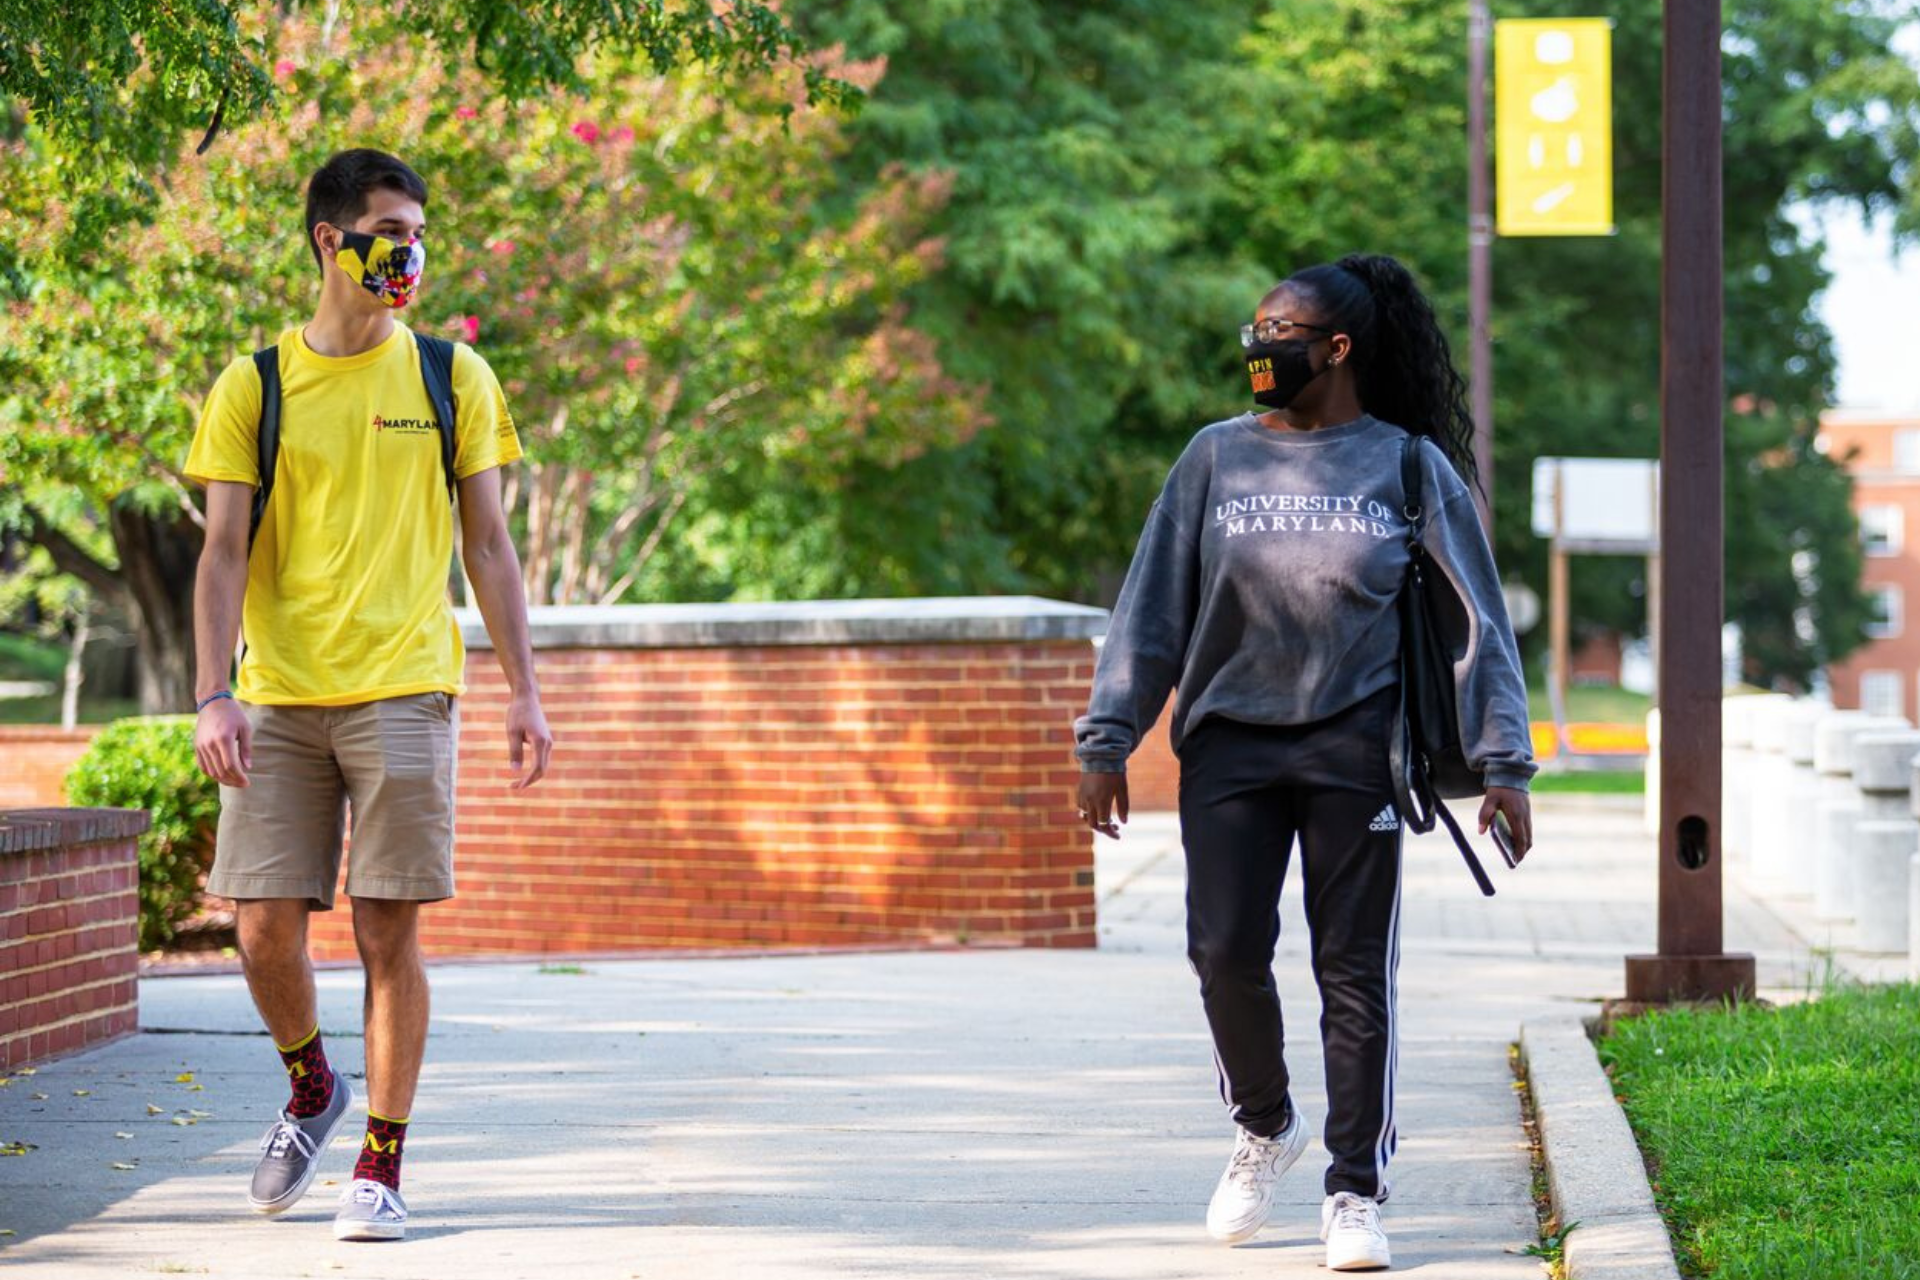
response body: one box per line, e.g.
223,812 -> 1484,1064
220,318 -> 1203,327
184,322 -> 524,706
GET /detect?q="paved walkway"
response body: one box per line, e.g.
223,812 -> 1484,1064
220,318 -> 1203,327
1,796 -> 1821,1279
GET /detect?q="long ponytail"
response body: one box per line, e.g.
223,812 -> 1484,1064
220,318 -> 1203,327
1286,254 -> 1478,488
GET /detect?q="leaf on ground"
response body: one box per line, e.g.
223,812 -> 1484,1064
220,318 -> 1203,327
169,1116 -> 194,1127
186,1084 -> 205,1093
145,1103 -> 164,1116
109,1161 -> 137,1171
29,1093 -> 47,1102
16,1068 -> 34,1077
0,1141 -> 36,1156
186,1109 -> 211,1118
173,1072 -> 195,1084
0,1227 -> 13,1235
72,1089 -> 91,1097
115,1132 -> 134,1139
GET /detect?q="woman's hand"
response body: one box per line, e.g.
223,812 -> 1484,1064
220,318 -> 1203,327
1077,771 -> 1129,840
1478,786 -> 1533,862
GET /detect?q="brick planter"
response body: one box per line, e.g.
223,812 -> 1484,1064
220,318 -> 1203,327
302,597 -> 1109,959
0,808 -> 147,1068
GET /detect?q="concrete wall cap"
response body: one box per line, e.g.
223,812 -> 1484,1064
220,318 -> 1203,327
1853,732 -> 1920,792
1814,713 -> 1910,776
456,597 -> 1111,650
0,807 -> 151,856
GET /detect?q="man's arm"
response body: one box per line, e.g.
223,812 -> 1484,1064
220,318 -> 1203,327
458,466 -> 553,788
192,482 -> 254,786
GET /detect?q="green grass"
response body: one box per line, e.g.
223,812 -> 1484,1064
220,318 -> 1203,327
1599,984 -> 1920,1280
1526,679 -> 1653,725
1530,769 -> 1646,794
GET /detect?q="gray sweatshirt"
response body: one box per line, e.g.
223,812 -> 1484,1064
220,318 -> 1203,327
1075,413 -> 1537,791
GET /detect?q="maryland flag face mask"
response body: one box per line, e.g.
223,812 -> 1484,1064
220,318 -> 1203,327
333,229 -> 425,308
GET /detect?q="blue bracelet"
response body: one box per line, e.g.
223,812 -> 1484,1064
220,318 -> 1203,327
196,690 -> 235,712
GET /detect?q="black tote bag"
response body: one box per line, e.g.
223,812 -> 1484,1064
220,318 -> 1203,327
1390,434 -> 1500,895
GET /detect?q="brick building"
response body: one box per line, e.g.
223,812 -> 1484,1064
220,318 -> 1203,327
1820,410 -> 1920,721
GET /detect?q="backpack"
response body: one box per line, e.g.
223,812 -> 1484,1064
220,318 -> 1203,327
247,330 -> 459,551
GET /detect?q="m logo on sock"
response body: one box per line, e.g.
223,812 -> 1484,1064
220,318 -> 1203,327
364,1133 -> 401,1155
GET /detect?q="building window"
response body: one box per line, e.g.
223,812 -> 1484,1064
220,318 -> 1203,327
1896,430 -> 1920,473
1861,505 -> 1904,557
1868,586 -> 1905,640
1861,670 -> 1904,718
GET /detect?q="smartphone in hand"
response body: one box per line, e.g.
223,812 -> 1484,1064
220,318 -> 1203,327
1491,809 -> 1520,868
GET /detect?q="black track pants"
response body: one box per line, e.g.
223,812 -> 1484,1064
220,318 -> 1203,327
1177,690 -> 1404,1201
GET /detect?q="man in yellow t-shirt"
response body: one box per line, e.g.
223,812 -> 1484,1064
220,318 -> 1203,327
185,149 -> 554,1244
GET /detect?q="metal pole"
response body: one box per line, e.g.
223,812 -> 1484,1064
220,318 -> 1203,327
1624,0 -> 1755,1005
1468,0 -> 1495,535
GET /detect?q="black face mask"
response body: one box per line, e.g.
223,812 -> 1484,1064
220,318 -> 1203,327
1245,337 -> 1330,409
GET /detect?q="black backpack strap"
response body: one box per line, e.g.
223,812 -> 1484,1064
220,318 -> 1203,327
248,346 -> 281,553
413,331 -> 459,504
1400,432 -> 1425,540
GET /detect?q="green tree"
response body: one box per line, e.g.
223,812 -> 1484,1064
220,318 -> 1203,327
0,10 -> 981,707
792,1 -> 1258,594
0,0 -> 855,184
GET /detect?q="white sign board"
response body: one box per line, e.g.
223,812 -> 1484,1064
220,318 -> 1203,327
1531,456 -> 1659,551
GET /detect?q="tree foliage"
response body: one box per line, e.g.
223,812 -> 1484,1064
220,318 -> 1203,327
804,0 -> 1917,685
0,0 -> 857,187
0,10 -> 980,706
4,0 -> 1916,696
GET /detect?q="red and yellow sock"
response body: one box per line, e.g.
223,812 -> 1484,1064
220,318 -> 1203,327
274,1026 -> 335,1119
354,1112 -> 410,1189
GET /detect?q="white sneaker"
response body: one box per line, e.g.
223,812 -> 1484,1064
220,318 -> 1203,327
1321,1191 -> 1391,1271
334,1178 -> 408,1242
1205,1108 -> 1309,1244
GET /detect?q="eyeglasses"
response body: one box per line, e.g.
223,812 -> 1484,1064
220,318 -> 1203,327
1240,318 -> 1336,348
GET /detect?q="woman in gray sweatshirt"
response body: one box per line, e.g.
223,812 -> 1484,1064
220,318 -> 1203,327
1073,254 -> 1535,1272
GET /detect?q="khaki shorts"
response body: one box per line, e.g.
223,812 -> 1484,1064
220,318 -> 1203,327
209,693 -> 458,909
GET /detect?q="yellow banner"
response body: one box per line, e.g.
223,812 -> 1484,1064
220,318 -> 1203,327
1496,18 -> 1614,237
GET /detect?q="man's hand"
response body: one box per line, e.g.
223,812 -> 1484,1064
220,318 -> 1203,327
1478,786 -> 1533,862
506,692 -> 554,790
194,699 -> 252,788
1076,771 -> 1129,840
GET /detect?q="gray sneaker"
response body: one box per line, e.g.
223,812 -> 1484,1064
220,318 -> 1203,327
334,1178 -> 408,1241
248,1071 -> 354,1214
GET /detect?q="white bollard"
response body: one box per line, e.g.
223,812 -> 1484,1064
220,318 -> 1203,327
1746,698 -> 1803,891
1911,853 -> 1920,981
1724,693 -> 1789,866
1850,731 -> 1920,955
1853,819 -> 1916,953
1814,712 -> 1909,922
1781,703 -> 1828,899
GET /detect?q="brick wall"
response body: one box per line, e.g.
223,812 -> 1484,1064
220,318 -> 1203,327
0,809 -> 147,1069
0,728 -> 98,809
303,601 -> 1107,958
1126,704 -> 1181,814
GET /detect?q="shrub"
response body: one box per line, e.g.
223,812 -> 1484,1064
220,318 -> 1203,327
65,717 -> 220,950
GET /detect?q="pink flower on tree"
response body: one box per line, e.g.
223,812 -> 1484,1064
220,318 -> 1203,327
461,316 -> 481,343
455,106 -> 478,121
611,125 -> 636,144
571,121 -> 601,144
274,60 -> 297,77
490,240 -> 517,257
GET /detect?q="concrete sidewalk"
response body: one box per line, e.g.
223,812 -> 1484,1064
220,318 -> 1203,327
0,796 -> 1820,1279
